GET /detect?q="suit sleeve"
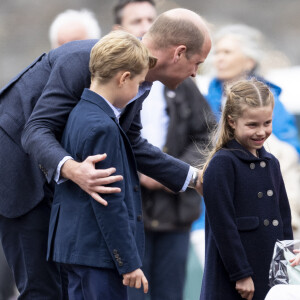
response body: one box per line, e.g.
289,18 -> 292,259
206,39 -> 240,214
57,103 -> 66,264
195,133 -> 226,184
126,105 -> 190,193
21,47 -> 91,183
203,154 -> 253,281
83,126 -> 142,275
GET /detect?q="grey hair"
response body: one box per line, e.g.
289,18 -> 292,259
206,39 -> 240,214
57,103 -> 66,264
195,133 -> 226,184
214,24 -> 265,68
49,9 -> 101,48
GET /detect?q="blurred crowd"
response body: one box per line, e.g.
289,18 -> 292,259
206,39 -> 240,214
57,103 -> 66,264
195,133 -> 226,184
1,1 -> 300,300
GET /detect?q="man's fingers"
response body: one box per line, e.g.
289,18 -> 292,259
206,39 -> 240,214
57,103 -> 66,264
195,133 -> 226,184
86,153 -> 107,164
91,174 -> 123,186
90,192 -> 108,206
96,186 -> 121,194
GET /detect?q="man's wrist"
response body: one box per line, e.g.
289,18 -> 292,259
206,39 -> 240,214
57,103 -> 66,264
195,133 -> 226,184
60,157 -> 76,180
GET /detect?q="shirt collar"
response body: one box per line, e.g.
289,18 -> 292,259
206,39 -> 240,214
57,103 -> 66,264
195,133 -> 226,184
81,81 -> 152,121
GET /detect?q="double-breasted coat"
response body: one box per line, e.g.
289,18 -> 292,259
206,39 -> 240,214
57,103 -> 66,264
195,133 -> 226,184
201,139 -> 293,300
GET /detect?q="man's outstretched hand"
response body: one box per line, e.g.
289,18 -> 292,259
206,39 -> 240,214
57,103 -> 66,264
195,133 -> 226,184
61,153 -> 123,205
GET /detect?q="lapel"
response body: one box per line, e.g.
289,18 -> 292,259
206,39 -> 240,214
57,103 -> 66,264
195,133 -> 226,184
81,88 -> 138,168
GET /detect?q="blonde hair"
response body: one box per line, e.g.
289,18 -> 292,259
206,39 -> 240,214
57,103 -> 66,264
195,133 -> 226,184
89,30 -> 157,83
201,79 -> 274,179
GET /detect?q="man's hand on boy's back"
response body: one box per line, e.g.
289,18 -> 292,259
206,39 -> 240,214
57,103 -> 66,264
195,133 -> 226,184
61,153 -> 123,205
123,268 -> 148,293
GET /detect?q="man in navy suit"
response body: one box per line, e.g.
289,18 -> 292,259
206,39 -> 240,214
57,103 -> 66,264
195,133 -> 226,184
0,8 -> 211,299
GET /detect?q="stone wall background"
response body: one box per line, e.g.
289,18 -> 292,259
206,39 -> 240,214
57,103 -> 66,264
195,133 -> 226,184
1,0 -> 299,87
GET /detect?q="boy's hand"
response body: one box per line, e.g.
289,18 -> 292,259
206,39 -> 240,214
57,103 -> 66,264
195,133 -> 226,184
122,268 -> 148,293
290,249 -> 300,267
61,153 -> 123,205
235,276 -> 254,300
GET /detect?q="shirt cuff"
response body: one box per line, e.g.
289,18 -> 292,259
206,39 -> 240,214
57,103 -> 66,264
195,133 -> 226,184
54,156 -> 73,184
180,166 -> 195,192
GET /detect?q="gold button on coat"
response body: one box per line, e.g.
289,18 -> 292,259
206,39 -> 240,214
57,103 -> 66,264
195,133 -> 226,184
267,190 -> 273,196
264,219 -> 270,226
258,192 -> 263,198
272,220 -> 279,226
250,163 -> 255,169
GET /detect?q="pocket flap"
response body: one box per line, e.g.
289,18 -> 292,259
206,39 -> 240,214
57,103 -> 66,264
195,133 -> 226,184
236,216 -> 259,231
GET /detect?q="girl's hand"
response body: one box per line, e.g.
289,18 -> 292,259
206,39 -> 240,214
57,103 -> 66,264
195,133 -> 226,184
235,276 -> 254,300
290,249 -> 300,267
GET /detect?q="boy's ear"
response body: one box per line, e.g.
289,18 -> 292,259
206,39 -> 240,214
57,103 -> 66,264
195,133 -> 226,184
173,45 -> 187,63
119,71 -> 131,86
227,115 -> 235,129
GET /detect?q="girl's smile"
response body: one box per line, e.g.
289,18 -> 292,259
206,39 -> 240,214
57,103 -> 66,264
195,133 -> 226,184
228,104 -> 273,157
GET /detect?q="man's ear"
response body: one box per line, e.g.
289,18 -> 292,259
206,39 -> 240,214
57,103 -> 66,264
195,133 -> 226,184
227,115 -> 235,129
173,45 -> 187,63
119,71 -> 131,86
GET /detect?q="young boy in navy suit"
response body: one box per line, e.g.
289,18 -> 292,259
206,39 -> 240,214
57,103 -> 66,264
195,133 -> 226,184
47,30 -> 156,300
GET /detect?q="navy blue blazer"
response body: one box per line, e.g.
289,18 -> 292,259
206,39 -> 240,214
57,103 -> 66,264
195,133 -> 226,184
201,139 -> 293,300
47,89 -> 144,274
0,39 -> 189,218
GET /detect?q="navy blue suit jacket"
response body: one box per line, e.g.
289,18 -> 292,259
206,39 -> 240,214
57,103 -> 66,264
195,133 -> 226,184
0,39 -> 189,218
47,89 -> 144,274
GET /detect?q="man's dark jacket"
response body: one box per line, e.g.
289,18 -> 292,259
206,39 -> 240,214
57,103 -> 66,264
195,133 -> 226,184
0,39 -> 189,218
142,78 -> 215,231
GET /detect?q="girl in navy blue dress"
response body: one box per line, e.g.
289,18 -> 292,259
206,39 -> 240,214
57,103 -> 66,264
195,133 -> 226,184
200,79 -> 293,300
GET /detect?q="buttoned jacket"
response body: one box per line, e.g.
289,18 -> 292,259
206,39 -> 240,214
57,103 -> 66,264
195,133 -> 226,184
0,39 -> 189,218
201,139 -> 293,300
47,89 -> 144,275
141,78 -> 215,231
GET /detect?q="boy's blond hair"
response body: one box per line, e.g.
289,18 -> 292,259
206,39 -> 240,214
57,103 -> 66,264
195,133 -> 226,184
89,30 -> 157,83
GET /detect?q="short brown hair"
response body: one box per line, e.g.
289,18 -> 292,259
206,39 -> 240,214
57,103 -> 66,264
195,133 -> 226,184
89,30 -> 157,83
146,13 -> 204,58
